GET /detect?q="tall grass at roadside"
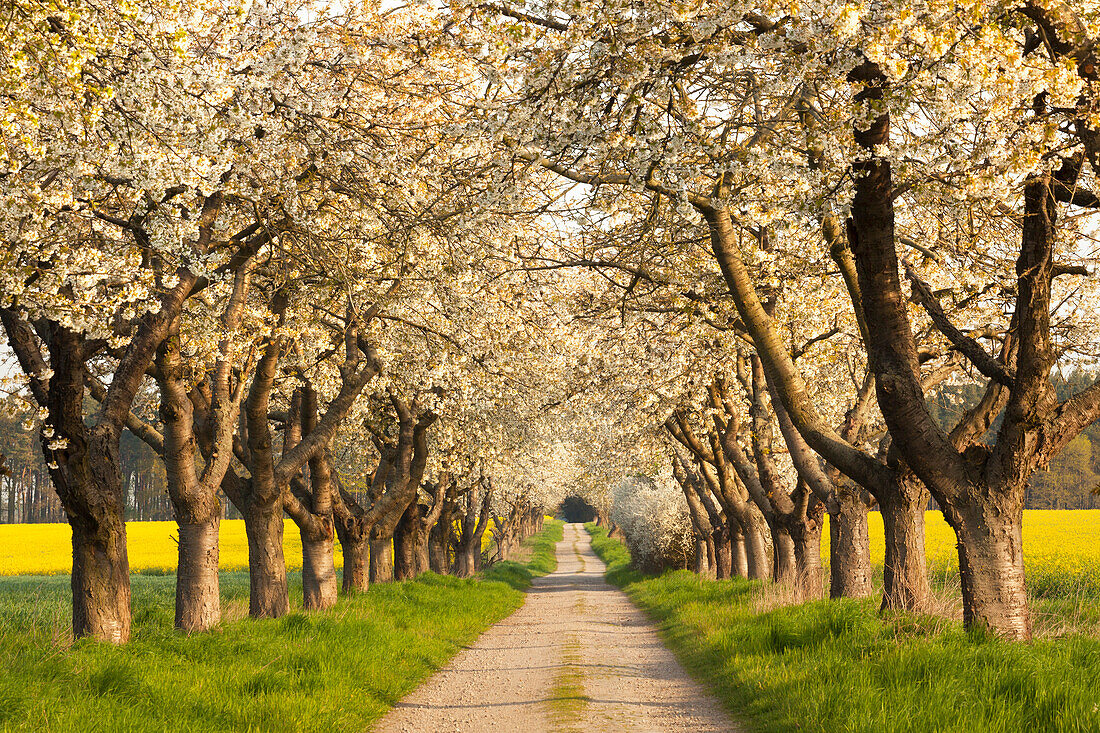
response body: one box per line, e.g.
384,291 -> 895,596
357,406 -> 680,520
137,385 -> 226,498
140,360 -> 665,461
482,519 -> 562,590
585,522 -> 1100,733
0,520 -> 562,732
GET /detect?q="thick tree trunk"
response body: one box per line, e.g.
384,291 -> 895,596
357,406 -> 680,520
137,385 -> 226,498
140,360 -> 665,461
288,388 -> 341,612
712,528 -> 732,580
414,527 -> 431,574
880,477 -> 931,611
493,516 -> 519,563
452,476 -> 493,579
801,522 -> 823,578
705,534 -> 718,577
339,531 -> 369,593
302,532 -> 338,610
737,508 -> 770,580
333,490 -> 369,593
772,525 -> 798,585
794,504 -> 825,593
829,489 -> 873,599
244,506 -> 289,618
369,537 -> 393,583
951,503 -> 1030,639
175,516 -> 220,632
429,518 -> 452,574
731,525 -> 749,578
26,325 -> 136,642
428,538 -> 450,574
70,516 -> 131,643
693,537 -> 709,575
155,312 -> 236,633
393,501 -> 420,581
428,492 -> 456,575
454,545 -> 478,578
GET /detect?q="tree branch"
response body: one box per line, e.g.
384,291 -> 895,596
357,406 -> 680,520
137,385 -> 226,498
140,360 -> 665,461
905,264 -> 1016,388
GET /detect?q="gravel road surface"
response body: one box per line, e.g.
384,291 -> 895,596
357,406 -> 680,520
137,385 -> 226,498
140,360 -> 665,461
375,522 -> 736,732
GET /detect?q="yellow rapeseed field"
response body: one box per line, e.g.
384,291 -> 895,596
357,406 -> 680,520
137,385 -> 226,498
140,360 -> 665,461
0,518 -> 500,576
821,509 -> 1100,596
4,511 -> 1091,587
0,520 -> 341,576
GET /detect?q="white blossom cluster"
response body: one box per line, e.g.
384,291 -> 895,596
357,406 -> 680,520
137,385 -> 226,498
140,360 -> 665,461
611,473 -> 694,571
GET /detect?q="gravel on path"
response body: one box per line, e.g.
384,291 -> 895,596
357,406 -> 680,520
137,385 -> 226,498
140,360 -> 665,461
374,522 -> 737,732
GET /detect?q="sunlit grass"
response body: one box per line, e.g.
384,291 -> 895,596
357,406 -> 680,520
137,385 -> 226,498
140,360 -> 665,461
586,522 -> 1100,733
0,520 -> 563,731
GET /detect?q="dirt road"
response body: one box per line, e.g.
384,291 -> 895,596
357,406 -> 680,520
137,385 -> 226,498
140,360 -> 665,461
375,522 -> 736,732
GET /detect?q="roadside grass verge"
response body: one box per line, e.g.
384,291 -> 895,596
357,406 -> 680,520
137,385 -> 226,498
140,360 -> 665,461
0,520 -> 563,732
483,519 -> 563,590
584,522 -> 1100,733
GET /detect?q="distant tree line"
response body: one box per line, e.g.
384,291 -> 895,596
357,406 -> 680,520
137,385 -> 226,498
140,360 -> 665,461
928,370 -> 1100,511
0,408 -> 246,523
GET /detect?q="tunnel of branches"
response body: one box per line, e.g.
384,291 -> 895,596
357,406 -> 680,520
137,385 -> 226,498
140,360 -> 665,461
558,496 -> 598,524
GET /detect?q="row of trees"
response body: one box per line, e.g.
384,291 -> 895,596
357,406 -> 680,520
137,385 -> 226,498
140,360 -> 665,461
454,0 -> 1100,642
3,0 -> 1100,645
0,1 -> 572,643
7,375 -> 1098,525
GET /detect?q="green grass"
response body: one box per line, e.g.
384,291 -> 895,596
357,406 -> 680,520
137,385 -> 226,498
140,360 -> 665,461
546,636 -> 589,729
482,519 -> 562,589
0,520 -> 562,732
584,522 -> 1100,733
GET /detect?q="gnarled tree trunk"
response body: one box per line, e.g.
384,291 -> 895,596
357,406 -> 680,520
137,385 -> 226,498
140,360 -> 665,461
175,517 -> 220,631
283,386 -> 340,611
244,503 -> 290,618
731,525 -> 749,578
155,288 -> 252,633
333,476 -> 371,593
369,536 -> 394,583
36,326 -> 133,642
711,527 -> 732,580
429,495 -> 456,575
393,472 -> 448,580
674,456 -> 716,578
771,525 -> 798,586
335,505 -> 369,593
829,487 -> 873,599
692,536 -> 709,576
793,496 -> 825,594
366,398 -> 437,584
949,501 -> 1029,637
879,474 -> 931,611
453,476 -> 494,579
393,501 -> 421,581
70,505 -> 131,644
301,532 -> 338,610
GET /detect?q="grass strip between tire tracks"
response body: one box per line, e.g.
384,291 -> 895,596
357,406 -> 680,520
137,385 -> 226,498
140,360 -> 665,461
584,522 -> 1100,733
0,520 -> 563,732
